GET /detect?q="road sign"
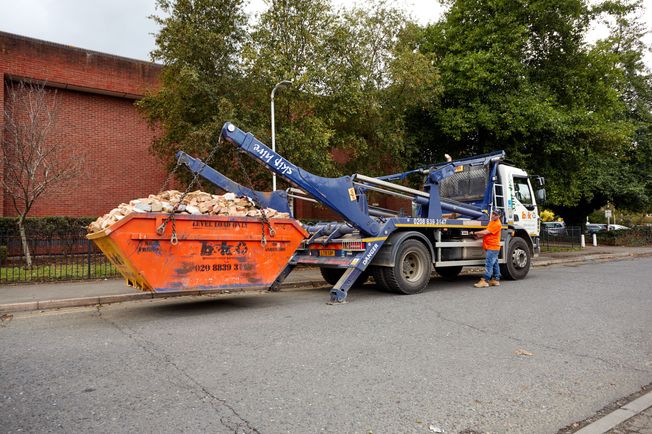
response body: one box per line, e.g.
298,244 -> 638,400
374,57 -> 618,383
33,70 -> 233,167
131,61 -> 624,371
605,209 -> 612,218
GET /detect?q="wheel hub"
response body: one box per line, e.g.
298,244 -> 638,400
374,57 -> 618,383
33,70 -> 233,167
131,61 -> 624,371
512,248 -> 528,268
402,252 -> 424,282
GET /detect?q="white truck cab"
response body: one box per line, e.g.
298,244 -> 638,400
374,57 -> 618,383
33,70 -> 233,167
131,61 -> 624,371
498,165 -> 542,238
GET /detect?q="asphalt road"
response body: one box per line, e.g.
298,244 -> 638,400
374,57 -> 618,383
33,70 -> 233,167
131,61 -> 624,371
1,257 -> 651,434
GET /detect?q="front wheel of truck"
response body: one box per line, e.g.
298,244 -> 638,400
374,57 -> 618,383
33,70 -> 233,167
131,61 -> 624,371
500,237 -> 531,280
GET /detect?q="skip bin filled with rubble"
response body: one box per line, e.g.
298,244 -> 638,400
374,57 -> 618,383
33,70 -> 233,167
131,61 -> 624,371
88,213 -> 308,292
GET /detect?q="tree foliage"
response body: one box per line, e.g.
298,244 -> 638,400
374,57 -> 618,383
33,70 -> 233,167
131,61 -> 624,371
138,0 -> 248,178
139,0 -> 650,223
417,0 -> 651,223
139,0 -> 439,190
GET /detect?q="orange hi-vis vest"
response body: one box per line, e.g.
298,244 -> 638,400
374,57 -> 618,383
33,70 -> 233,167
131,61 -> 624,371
483,219 -> 502,251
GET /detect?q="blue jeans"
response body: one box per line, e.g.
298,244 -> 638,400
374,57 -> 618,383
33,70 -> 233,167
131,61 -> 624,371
484,249 -> 501,281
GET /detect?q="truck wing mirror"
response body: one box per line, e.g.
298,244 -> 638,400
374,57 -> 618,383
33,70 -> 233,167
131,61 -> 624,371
536,188 -> 546,205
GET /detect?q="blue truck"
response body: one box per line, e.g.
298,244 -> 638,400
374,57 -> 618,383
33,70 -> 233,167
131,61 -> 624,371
178,122 -> 546,303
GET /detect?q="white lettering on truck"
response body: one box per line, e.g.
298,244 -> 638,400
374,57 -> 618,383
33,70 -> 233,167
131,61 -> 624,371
362,243 -> 379,266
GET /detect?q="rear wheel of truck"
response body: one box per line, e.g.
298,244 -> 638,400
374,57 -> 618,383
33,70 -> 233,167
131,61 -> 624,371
371,266 -> 391,291
320,267 -> 369,287
500,237 -> 531,280
435,265 -> 463,280
320,267 -> 344,285
383,239 -> 431,294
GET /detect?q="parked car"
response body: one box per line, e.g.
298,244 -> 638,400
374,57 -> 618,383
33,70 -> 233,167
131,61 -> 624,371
607,224 -> 630,231
586,223 -> 607,234
541,221 -> 567,236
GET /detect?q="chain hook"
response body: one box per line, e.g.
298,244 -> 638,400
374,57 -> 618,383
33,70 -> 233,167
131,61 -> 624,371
156,222 -> 166,236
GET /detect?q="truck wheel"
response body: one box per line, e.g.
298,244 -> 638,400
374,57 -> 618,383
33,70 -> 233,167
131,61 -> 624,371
435,265 -> 463,280
320,267 -> 369,287
320,267 -> 343,285
371,266 -> 391,291
500,237 -> 531,280
382,239 -> 431,294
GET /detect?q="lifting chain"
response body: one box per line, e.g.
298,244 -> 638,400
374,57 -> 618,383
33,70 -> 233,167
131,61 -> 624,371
233,148 -> 275,246
158,159 -> 183,194
156,136 -> 223,245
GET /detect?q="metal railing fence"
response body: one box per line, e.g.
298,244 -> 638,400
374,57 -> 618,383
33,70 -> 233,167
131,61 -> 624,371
539,226 -> 582,251
0,230 -> 118,284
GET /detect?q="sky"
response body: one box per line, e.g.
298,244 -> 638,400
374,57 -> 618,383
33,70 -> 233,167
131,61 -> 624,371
0,0 -> 649,64
0,0 -> 444,61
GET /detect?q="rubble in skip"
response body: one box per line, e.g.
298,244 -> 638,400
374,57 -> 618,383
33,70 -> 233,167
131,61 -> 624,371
88,190 -> 290,233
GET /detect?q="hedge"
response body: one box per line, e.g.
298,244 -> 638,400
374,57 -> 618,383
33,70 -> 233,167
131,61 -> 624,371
0,217 -> 96,237
596,226 -> 652,246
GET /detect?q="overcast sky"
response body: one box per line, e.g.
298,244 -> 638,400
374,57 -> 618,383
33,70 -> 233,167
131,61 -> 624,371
0,0 -> 649,65
0,0 -> 443,61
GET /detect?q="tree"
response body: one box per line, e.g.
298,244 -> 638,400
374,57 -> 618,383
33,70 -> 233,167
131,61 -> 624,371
244,0 -> 440,178
242,0 -> 340,180
137,0 -> 249,184
593,0 -> 652,214
318,5 -> 441,176
1,81 -> 85,267
140,0 -> 439,191
416,0 -> 651,224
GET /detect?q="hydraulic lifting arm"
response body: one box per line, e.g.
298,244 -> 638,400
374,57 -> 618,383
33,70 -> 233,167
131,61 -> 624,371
370,151 -> 506,219
175,151 -> 292,215
220,122 -> 505,230
220,123 -> 381,237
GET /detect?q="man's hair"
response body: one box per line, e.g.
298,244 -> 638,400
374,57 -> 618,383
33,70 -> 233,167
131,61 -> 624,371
492,209 -> 503,216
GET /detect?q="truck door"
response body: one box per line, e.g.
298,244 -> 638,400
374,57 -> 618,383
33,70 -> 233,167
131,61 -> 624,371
511,176 -> 539,236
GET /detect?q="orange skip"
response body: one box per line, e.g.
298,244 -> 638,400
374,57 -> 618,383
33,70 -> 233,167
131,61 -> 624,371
87,214 -> 308,292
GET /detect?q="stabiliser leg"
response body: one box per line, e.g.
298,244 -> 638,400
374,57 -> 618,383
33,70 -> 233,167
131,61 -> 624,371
269,263 -> 296,292
328,267 -> 364,304
328,238 -> 387,303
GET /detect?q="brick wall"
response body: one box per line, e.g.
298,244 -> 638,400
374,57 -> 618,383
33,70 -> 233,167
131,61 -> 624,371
0,31 -> 164,217
0,81 -> 4,215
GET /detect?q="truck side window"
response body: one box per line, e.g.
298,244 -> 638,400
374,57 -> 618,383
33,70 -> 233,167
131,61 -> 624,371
513,177 -> 533,205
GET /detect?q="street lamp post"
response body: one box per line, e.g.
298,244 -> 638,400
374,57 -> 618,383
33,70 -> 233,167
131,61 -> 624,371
271,80 -> 292,191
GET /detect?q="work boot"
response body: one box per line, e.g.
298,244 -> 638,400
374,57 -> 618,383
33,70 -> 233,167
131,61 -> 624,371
474,278 -> 489,288
489,279 -> 500,286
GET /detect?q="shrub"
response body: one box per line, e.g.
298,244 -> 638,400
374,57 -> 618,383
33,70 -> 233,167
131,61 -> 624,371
0,217 -> 96,237
596,227 -> 652,246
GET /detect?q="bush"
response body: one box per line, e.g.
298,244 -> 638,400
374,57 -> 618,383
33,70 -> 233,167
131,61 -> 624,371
0,245 -> 7,264
596,226 -> 652,246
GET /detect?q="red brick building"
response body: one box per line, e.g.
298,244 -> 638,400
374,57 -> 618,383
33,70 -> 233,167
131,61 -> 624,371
0,31 -> 164,217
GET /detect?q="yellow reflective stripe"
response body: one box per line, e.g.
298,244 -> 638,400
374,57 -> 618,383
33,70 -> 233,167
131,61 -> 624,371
394,224 -> 508,229
361,237 -> 388,242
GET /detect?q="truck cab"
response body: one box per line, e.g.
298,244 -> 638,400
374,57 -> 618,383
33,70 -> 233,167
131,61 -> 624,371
437,160 -> 544,250
497,165 -> 543,245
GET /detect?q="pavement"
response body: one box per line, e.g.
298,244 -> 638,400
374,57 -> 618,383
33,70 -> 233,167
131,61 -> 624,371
1,244 -> 651,313
1,244 -> 651,433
